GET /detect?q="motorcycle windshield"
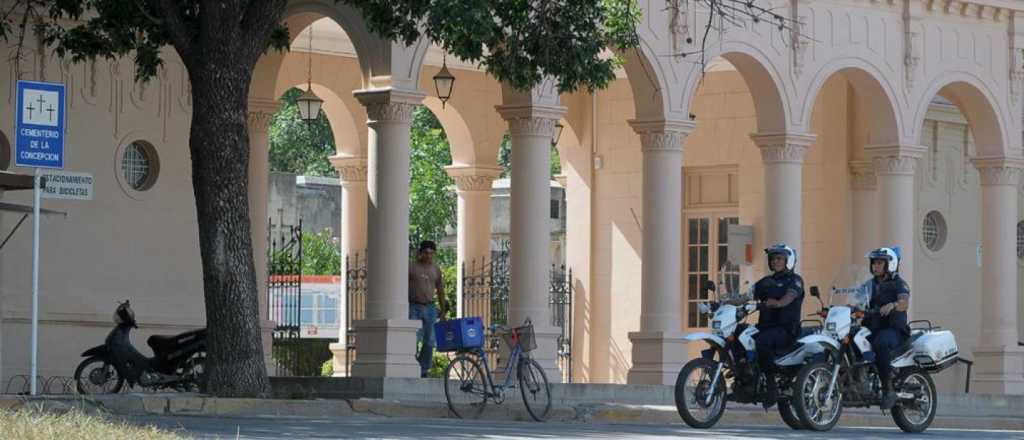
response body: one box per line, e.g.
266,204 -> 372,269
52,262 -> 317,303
828,264 -> 872,310
715,264 -> 751,303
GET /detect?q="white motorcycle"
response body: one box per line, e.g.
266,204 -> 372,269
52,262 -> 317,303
674,277 -> 826,430
791,267 -> 959,432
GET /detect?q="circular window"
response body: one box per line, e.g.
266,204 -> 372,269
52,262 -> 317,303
1017,221 -> 1024,260
0,131 -> 10,170
119,141 -> 159,191
922,211 -> 947,252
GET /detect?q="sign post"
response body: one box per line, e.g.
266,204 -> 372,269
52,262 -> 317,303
15,80 -> 66,396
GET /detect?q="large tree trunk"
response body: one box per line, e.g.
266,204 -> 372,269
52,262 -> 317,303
186,59 -> 269,397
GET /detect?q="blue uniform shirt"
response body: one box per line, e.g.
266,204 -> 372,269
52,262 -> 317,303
867,274 -> 911,335
753,271 -> 805,334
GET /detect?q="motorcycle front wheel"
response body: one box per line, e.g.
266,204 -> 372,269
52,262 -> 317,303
74,356 -> 125,395
674,358 -> 727,429
793,361 -> 843,431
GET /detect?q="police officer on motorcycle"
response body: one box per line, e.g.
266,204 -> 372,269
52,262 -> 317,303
751,243 -> 804,409
864,247 -> 911,410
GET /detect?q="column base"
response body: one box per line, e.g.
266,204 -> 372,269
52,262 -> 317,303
350,319 -> 420,378
511,323 -> 564,384
971,345 -> 1024,395
328,342 -> 353,377
626,331 -> 689,385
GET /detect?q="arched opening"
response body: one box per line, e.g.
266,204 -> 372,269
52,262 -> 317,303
803,66 -> 901,296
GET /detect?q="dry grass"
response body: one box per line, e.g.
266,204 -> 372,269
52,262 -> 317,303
0,407 -> 188,440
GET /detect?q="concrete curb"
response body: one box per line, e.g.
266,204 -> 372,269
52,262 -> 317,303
2,394 -> 1022,430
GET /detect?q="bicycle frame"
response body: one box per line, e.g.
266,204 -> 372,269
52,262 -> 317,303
475,340 -> 524,396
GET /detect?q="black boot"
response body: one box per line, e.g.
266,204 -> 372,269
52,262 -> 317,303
881,390 -> 897,410
762,373 -> 778,410
880,373 -> 896,410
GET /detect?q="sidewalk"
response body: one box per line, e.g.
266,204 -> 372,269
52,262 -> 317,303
2,378 -> 1023,430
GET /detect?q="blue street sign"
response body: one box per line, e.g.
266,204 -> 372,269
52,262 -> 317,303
15,80 -> 65,169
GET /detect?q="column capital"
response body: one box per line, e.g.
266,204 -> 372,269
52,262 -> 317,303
849,160 -> 877,190
445,165 -> 503,192
750,132 -> 815,163
972,157 -> 1024,186
329,155 -> 368,184
247,98 -> 279,134
628,119 -> 695,154
496,104 -> 566,137
866,144 -> 926,176
353,88 -> 425,124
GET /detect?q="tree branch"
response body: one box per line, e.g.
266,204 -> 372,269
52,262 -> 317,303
153,0 -> 193,60
134,0 -> 164,27
239,0 -> 287,62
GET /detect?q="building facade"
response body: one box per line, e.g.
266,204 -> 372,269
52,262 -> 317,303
1,0 -> 1023,395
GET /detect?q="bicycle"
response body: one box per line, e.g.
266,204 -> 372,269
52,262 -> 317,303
442,318 -> 552,421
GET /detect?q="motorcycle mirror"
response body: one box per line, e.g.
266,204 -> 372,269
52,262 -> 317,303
704,282 -> 716,292
810,286 -> 819,297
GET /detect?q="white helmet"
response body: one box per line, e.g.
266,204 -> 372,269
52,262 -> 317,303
867,247 -> 900,274
765,243 -> 797,272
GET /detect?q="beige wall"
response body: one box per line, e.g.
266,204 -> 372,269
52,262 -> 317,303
0,48 -> 204,385
1,14 -> 1020,395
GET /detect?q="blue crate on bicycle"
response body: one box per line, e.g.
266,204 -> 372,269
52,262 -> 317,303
434,317 -> 484,352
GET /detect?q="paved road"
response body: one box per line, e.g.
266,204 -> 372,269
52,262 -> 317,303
122,414 -> 1024,439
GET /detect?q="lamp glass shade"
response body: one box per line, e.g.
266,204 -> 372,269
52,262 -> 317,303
296,86 -> 323,121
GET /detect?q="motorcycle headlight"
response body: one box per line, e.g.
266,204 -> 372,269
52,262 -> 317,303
826,322 -> 836,332
711,320 -> 722,335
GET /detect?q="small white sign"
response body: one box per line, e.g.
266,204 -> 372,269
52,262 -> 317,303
727,224 -> 754,266
41,170 -> 93,200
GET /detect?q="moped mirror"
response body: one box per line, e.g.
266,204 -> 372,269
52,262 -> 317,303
810,286 -> 820,297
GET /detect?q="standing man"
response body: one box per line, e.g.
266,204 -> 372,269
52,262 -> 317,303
409,240 -> 449,378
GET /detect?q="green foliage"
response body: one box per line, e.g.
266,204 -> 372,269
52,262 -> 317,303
409,107 -> 456,258
7,1 -> 290,83
427,351 -> 451,378
497,134 -> 562,178
269,88 -> 338,177
321,359 -> 334,377
441,264 -> 457,320
301,229 -> 342,275
343,0 -> 642,93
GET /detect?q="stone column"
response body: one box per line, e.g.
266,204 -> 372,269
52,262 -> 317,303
247,98 -> 277,366
497,103 -> 566,382
626,120 -> 695,385
350,88 -> 424,378
971,157 -> 1024,394
849,161 -> 877,262
866,145 -> 925,290
446,165 -> 502,318
750,133 -> 816,262
328,155 -> 368,376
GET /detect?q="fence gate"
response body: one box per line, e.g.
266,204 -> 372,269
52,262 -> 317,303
550,265 -> 573,383
462,241 -> 574,382
267,218 -> 302,376
343,252 -> 367,376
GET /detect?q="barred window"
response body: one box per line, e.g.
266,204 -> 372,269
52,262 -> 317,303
1017,221 -> 1024,260
922,211 -> 947,252
120,141 -> 158,191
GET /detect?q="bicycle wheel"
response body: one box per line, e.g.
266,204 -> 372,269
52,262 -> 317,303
444,354 -> 488,419
518,357 -> 551,422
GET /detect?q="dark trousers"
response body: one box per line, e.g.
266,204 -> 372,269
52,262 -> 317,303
870,328 -> 906,390
754,326 -> 793,377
